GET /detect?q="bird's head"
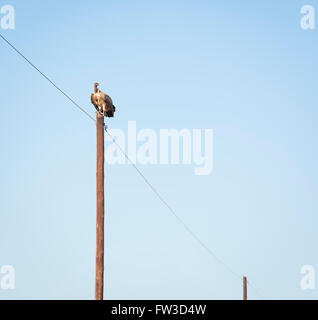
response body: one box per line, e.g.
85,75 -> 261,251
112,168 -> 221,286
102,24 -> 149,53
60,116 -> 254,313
94,82 -> 100,93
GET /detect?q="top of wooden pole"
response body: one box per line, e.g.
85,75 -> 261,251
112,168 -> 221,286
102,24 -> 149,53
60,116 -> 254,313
96,111 -> 104,119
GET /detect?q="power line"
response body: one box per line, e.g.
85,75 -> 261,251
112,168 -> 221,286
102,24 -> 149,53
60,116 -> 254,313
104,130 -> 242,279
0,34 -> 96,124
106,131 -> 265,299
0,33 -> 265,299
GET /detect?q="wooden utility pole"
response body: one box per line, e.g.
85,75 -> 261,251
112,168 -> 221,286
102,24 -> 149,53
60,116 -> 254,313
95,113 -> 105,300
243,276 -> 247,300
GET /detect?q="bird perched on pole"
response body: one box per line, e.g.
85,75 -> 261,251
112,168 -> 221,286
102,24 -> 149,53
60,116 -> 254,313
91,82 -> 116,117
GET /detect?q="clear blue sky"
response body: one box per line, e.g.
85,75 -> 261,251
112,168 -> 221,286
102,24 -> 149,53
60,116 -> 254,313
0,0 -> 317,299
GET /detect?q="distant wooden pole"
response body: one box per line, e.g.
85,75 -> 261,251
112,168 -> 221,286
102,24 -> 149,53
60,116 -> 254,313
95,113 -> 105,300
243,276 -> 247,300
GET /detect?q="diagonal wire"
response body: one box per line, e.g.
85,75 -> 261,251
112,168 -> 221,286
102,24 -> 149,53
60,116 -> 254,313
106,128 -> 266,300
0,33 -> 96,124
0,33 -> 265,299
104,129 -> 243,282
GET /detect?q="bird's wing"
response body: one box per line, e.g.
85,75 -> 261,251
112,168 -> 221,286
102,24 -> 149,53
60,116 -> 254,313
105,94 -> 113,105
100,93 -> 113,106
105,94 -> 116,113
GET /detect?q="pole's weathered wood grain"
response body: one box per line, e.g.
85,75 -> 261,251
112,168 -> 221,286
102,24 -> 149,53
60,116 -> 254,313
95,114 -> 105,300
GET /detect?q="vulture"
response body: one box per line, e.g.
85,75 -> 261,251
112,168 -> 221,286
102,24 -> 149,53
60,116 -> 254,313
90,82 -> 116,117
